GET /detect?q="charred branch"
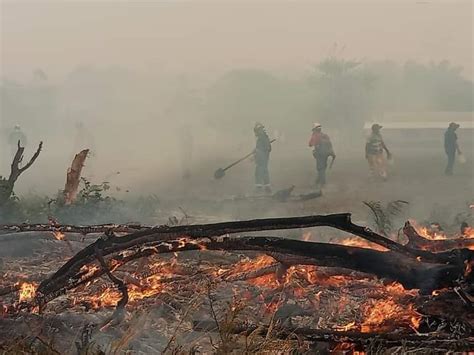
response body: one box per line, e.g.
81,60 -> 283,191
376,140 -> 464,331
35,235 -> 470,309
0,223 -> 146,236
0,141 -> 43,206
35,214 -> 474,305
404,222 -> 474,252
34,214 -> 422,295
192,320 -> 474,352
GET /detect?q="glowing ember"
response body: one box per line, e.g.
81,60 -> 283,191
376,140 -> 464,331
38,253 -> 424,336
52,231 -> 65,240
335,321 -> 357,332
361,299 -> 421,332
18,282 -> 37,302
230,255 -> 277,274
462,226 -> 474,239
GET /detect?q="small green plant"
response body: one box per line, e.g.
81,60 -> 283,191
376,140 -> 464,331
364,200 -> 409,236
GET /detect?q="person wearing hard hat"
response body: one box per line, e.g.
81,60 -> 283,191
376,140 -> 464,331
365,123 -> 391,181
444,122 -> 462,176
308,123 -> 335,187
254,122 -> 272,194
8,124 -> 27,157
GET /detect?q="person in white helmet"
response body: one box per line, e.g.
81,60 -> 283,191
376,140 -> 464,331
308,123 -> 335,187
254,122 -> 272,193
365,123 -> 391,180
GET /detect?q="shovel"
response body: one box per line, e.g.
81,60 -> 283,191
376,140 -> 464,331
214,139 -> 276,179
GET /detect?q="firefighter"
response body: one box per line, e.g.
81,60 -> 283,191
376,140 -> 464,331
444,122 -> 462,176
254,122 -> 272,193
365,123 -> 391,181
308,123 -> 335,187
8,125 -> 27,157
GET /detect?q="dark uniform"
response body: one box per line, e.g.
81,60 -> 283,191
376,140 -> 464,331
254,124 -> 272,192
444,122 -> 460,175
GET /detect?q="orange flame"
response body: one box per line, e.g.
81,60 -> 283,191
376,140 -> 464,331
462,226 -> 474,239
52,231 -> 65,241
18,282 -> 37,302
339,237 -> 387,251
361,298 -> 421,332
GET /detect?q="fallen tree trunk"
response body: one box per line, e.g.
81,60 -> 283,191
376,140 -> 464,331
37,214 -> 473,298
35,235 -> 470,308
404,222 -> 474,252
35,214 -> 432,292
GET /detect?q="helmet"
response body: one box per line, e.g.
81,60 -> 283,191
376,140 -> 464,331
313,122 -> 321,130
254,122 -> 265,131
14,124 -> 20,130
371,123 -> 383,131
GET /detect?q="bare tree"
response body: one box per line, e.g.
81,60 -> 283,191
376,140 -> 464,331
0,140 -> 43,206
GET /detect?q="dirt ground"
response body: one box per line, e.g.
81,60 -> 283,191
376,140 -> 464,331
11,132 -> 474,228
134,145 -> 474,228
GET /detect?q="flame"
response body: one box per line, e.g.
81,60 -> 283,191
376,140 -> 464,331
79,264 -> 101,280
413,221 -> 474,249
361,298 -> 421,332
416,226 -> 447,240
335,321 -> 357,332
177,238 -> 187,249
46,253 -> 423,336
18,282 -> 37,302
52,231 -> 65,241
302,232 -> 312,242
86,276 -> 167,308
462,226 -> 474,238
339,237 -> 387,251
228,255 -> 276,276
83,259 -> 185,308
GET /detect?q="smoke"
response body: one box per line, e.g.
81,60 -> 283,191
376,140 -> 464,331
0,0 -> 472,224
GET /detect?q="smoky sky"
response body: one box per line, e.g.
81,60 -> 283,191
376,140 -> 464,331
1,0 -> 473,81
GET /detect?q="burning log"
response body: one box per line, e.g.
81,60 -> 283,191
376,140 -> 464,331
35,236 -> 470,309
27,214 -> 472,313
63,149 -> 89,205
404,221 -> 474,252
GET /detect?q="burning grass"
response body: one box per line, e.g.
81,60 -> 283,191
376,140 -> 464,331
0,247 -> 431,353
0,215 -> 472,353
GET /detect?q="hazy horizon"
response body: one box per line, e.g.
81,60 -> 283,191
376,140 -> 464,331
1,0 -> 473,82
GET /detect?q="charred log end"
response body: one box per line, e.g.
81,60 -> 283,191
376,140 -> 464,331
414,264 -> 464,295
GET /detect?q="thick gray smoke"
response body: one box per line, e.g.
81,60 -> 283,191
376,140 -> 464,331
0,0 -> 472,224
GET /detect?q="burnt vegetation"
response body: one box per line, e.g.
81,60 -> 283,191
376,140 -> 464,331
0,207 -> 473,353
